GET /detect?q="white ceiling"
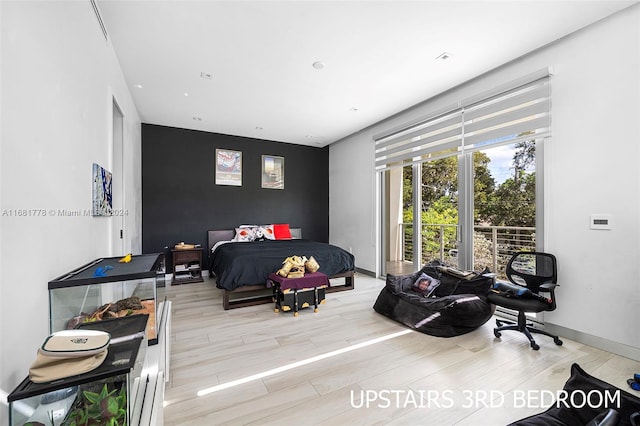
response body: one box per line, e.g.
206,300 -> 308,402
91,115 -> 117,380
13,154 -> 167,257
97,0 -> 637,147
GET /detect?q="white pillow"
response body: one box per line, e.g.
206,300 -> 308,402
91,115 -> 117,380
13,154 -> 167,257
233,227 -> 255,242
259,225 -> 275,240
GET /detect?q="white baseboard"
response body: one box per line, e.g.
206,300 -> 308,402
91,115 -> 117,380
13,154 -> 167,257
544,322 -> 640,361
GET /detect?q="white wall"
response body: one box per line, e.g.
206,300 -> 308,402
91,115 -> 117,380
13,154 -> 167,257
330,5 -> 640,355
0,0 -> 142,414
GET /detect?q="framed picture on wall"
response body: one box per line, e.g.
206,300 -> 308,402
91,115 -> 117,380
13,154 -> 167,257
261,155 -> 284,189
215,149 -> 242,186
92,163 -> 113,216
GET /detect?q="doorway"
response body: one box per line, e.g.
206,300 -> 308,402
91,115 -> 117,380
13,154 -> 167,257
111,99 -> 124,256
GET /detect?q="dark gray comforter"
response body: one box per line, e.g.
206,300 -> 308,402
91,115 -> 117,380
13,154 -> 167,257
210,239 -> 355,291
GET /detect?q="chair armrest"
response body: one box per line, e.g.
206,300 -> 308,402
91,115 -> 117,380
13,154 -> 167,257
585,408 -> 619,426
539,282 -> 558,293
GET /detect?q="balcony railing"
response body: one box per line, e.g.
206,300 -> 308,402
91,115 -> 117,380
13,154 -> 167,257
399,223 -> 535,276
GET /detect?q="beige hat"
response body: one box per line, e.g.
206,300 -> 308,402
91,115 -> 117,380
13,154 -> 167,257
41,330 -> 110,357
29,348 -> 108,383
29,330 -> 110,383
41,330 -> 111,358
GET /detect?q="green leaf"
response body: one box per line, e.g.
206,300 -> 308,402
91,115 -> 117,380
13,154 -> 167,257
117,408 -> 127,421
106,396 -> 119,415
83,390 -> 100,404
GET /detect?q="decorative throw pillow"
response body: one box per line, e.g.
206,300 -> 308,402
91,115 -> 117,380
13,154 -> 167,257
233,227 -> 255,242
411,273 -> 441,297
273,223 -> 292,240
259,225 -> 275,240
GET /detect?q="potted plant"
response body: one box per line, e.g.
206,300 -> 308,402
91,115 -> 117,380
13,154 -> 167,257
63,383 -> 127,426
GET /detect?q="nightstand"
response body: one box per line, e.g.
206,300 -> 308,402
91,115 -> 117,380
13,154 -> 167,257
171,247 -> 203,284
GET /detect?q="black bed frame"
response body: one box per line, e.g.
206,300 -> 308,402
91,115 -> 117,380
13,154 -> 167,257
207,229 -> 355,310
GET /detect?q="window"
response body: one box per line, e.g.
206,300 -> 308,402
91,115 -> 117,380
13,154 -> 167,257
379,69 -> 550,277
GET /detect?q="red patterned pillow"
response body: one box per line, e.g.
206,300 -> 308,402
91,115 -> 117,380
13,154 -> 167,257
259,225 -> 275,240
233,227 -> 255,242
273,223 -> 291,240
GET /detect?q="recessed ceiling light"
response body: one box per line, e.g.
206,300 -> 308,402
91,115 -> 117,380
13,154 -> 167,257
436,52 -> 451,60
305,135 -> 313,139
312,61 -> 325,70
200,72 -> 213,80
255,126 -> 263,130
192,116 -> 202,121
184,92 -> 189,97
135,84 -> 143,89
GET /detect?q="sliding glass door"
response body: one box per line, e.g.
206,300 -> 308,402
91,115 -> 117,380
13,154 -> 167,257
473,141 -> 538,277
378,72 -> 549,277
418,157 -> 460,268
381,139 -> 540,278
382,154 -> 461,276
382,165 -> 415,275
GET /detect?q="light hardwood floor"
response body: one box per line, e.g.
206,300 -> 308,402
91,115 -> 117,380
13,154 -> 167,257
163,274 -> 638,425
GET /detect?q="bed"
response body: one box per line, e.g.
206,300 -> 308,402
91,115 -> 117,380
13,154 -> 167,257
207,228 -> 356,309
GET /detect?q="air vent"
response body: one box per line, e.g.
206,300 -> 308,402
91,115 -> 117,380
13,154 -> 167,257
90,0 -> 108,42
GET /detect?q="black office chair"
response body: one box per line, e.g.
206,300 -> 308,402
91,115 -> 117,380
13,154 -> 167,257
487,251 -> 563,350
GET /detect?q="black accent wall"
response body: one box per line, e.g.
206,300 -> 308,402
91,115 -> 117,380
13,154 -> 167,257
142,124 -> 329,265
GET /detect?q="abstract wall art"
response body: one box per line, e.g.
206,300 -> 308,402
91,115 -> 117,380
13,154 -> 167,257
92,163 -> 113,216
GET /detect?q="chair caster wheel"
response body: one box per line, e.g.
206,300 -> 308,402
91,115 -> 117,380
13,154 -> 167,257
493,329 -> 501,339
531,343 -> 540,350
554,338 -> 563,346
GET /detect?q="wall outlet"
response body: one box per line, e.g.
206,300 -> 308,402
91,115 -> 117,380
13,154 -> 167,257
590,214 -> 612,230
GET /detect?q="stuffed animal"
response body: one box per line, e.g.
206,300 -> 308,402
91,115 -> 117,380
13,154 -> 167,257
276,258 -> 293,277
305,256 -> 320,273
277,255 -> 308,278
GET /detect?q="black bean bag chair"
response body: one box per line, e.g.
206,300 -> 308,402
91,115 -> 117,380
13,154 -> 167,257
373,262 -> 495,337
509,363 -> 640,426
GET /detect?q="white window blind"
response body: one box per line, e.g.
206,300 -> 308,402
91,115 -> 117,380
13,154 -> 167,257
375,70 -> 550,171
374,109 -> 463,170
